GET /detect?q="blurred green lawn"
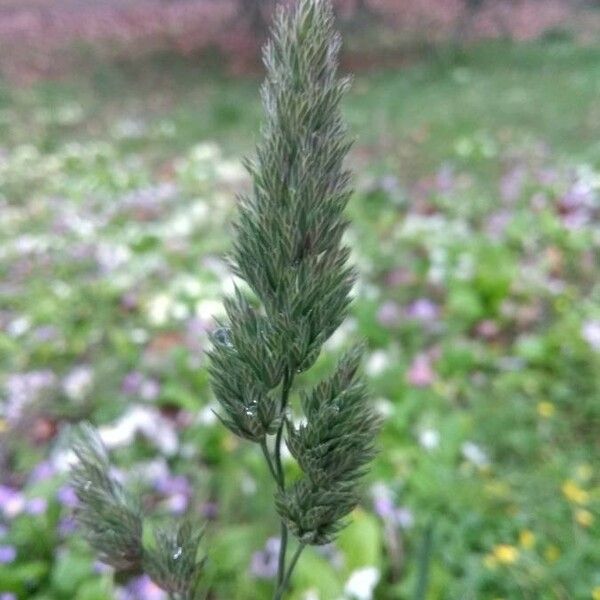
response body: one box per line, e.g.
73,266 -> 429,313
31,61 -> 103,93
1,40 -> 599,599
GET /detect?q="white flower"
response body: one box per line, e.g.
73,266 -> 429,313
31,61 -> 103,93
7,316 -> 30,337
582,320 -> 600,352
147,293 -> 173,326
365,350 -> 390,377
130,328 -> 149,344
190,142 -> 221,162
196,404 -> 218,426
461,441 -> 489,468
62,365 -> 93,401
99,406 -> 178,455
344,566 -> 380,600
418,428 -> 440,451
241,475 -> 257,495
171,302 -> 189,321
374,398 -> 394,417
195,298 -> 225,320
215,160 -> 246,183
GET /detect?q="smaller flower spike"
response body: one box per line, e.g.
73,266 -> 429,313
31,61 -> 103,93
70,424 -> 207,599
70,423 -> 144,571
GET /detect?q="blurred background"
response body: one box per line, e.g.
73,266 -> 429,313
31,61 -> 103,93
0,1 -> 599,599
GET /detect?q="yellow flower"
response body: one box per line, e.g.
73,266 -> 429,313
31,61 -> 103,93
544,545 -> 561,563
575,509 -> 594,528
562,480 -> 589,505
537,401 -> 555,418
592,587 -> 600,600
492,544 -> 519,565
519,529 -> 535,549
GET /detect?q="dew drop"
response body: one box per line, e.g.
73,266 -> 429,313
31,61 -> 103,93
213,327 -> 233,347
172,546 -> 183,560
84,481 -> 92,491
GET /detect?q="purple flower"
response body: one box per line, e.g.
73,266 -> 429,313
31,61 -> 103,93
57,516 -> 77,538
32,325 -> 59,343
0,593 -> 17,600
250,538 -> 280,580
165,493 -> 188,514
4,370 -> 56,422
25,497 -> 47,516
139,379 -> 160,402
436,164 -> 455,193
93,561 -> 113,575
121,372 -> 160,401
500,166 -> 526,203
406,298 -> 439,322
0,486 -> 25,519
316,543 -> 344,570
378,175 -> 400,195
485,210 -> 511,240
373,495 -> 396,521
395,507 -> 414,529
154,473 -> 190,496
559,180 -> 595,230
29,460 -> 56,483
372,485 -> 414,529
201,501 -> 219,520
153,473 -> 191,515
57,486 -> 78,508
118,575 -> 167,600
0,545 -> 16,564
377,301 -> 402,327
121,371 -> 145,395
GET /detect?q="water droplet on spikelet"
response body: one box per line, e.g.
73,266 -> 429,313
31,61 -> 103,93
172,546 -> 183,560
213,327 -> 233,347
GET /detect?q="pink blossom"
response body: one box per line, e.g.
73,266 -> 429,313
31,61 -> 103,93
406,298 -> 439,322
407,354 -> 435,387
377,301 -> 402,327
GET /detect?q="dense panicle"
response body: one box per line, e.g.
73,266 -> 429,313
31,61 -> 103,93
208,0 -> 380,551
70,423 -> 144,571
278,347 -> 380,544
222,0 -> 356,381
144,521 -> 207,600
70,424 -> 206,598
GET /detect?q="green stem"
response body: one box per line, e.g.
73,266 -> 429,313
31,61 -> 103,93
274,371 -> 293,488
273,543 -> 306,600
260,438 -> 279,484
277,521 -> 288,589
275,370 -> 293,587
